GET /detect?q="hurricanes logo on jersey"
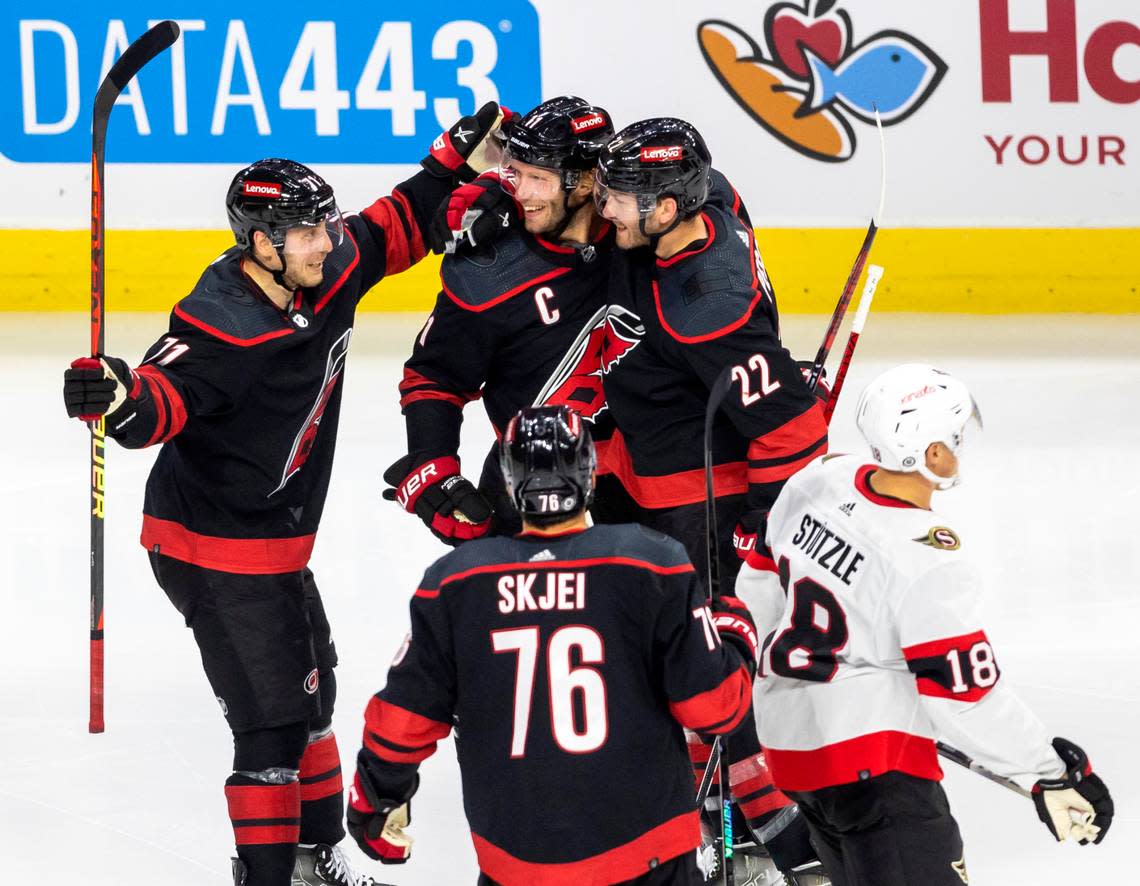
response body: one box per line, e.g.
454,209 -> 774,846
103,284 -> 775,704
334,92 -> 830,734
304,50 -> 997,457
271,328 -> 352,496
533,304 -> 644,422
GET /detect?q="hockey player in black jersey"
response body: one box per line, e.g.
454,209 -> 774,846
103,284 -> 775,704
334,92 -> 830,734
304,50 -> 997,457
592,119 -> 830,878
348,405 -> 759,885
61,104 -> 506,886
385,96 -> 636,544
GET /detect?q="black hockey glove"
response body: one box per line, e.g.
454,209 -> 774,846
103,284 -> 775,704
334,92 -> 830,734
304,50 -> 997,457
421,102 -> 515,183
63,355 -> 139,422
711,595 -> 759,675
428,172 -> 520,254
347,765 -> 416,863
383,453 -> 493,546
1033,737 -> 1113,844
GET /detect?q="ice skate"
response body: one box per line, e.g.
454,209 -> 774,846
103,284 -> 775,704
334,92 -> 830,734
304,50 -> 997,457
293,843 -> 381,886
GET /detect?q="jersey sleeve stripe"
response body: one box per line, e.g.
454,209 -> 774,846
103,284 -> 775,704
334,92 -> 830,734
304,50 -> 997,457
138,370 -> 168,448
915,677 -> 993,703
361,191 -> 425,278
668,665 -> 751,734
367,693 -> 451,748
902,630 -> 988,661
746,402 -> 828,463
137,365 -> 187,443
747,440 -> 827,485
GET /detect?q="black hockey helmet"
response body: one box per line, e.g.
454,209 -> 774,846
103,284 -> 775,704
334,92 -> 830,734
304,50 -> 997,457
595,118 -> 711,222
500,406 -> 596,525
500,96 -> 615,190
226,158 -> 345,252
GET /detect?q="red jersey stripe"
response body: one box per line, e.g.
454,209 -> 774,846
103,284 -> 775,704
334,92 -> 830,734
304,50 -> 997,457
747,441 -> 828,484
764,730 -> 943,792
442,265 -> 573,313
915,677 -> 993,703
747,403 -> 828,463
471,809 -> 700,886
140,515 -> 315,574
903,630 -> 989,662
173,303 -> 295,347
603,430 -> 747,508
137,364 -> 188,442
364,697 -> 451,750
433,555 -> 695,591
668,666 -> 751,734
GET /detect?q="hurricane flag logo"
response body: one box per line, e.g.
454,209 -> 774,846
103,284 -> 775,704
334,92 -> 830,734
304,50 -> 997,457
698,0 -> 947,162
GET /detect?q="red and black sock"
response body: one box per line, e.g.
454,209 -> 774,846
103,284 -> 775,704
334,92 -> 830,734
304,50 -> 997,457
299,731 -> 345,845
225,774 -> 300,885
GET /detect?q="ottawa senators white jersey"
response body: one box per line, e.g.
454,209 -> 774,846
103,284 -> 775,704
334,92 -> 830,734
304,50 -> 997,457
737,453 -> 1065,793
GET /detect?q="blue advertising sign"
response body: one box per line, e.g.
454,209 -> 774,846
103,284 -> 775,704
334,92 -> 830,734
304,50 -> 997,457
1,2 -> 541,163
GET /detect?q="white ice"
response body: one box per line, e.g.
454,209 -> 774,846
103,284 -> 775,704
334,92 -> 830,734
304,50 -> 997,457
3,312 -> 1136,884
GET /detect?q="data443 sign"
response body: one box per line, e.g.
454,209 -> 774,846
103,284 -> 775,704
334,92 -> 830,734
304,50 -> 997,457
3,2 -> 541,163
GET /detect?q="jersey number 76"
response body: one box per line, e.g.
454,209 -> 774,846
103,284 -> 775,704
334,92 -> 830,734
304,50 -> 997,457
491,626 -> 608,758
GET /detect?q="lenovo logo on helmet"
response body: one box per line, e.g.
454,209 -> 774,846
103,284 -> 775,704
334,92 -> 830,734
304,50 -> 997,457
571,113 -> 606,133
243,181 -> 282,198
640,146 -> 683,162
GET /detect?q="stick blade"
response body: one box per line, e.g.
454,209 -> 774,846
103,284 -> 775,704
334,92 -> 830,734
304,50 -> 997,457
94,21 -> 181,112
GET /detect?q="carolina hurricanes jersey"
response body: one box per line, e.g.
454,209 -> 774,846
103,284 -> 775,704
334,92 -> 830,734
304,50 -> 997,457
600,170 -> 827,513
737,454 -> 1066,793
105,170 -> 448,574
357,523 -> 752,885
398,222 -> 629,466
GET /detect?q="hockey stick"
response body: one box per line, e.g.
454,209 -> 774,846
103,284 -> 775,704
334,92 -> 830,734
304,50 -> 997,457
822,264 -> 883,423
936,742 -> 1032,799
805,108 -> 886,396
701,366 -> 738,885
88,19 -> 181,734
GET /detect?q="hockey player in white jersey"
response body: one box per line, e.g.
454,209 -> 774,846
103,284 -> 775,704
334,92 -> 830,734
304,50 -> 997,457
735,363 -> 1113,886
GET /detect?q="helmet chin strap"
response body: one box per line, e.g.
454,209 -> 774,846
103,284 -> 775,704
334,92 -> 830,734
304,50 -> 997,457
641,208 -> 685,251
916,462 -> 959,491
248,245 -> 292,291
549,189 -> 592,241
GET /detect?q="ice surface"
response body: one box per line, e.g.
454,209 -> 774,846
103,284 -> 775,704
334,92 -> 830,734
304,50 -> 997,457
3,312 -> 1135,883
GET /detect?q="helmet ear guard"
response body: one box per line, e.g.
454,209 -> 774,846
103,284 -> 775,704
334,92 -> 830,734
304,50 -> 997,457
855,364 -> 982,490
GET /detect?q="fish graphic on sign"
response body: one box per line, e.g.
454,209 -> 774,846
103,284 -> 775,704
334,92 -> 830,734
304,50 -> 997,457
698,0 -> 947,162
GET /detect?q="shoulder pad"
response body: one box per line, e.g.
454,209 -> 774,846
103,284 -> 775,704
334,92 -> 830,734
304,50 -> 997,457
588,523 -> 694,570
655,211 -> 771,342
705,168 -> 746,220
173,249 -> 294,346
440,235 -> 563,311
420,536 -> 517,591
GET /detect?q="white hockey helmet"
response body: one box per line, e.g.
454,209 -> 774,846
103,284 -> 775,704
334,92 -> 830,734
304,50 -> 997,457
855,364 -> 982,490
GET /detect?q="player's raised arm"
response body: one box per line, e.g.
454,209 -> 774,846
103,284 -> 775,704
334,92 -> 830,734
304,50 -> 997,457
349,102 -> 510,291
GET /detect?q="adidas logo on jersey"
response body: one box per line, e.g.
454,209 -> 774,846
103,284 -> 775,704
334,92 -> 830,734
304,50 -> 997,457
840,502 -> 856,516
529,549 -> 556,562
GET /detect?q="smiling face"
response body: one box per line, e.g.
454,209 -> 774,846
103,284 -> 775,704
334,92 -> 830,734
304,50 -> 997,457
254,223 -> 334,289
594,182 -> 678,250
500,158 -> 571,234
